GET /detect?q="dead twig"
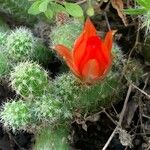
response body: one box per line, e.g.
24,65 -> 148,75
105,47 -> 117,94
131,83 -> 150,99
104,12 -> 111,31
76,0 -> 87,4
102,85 -> 132,150
102,126 -> 118,150
101,107 -> 118,125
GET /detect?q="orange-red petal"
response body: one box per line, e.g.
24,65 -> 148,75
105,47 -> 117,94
84,18 -> 96,36
73,32 -> 88,69
73,18 -> 98,72
104,31 -> 113,52
78,36 -> 109,73
54,44 -> 80,76
82,59 -> 101,83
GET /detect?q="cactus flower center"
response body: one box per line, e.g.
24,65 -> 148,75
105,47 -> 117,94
54,18 -> 114,84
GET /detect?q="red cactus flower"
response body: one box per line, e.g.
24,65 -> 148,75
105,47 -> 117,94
54,18 -> 113,84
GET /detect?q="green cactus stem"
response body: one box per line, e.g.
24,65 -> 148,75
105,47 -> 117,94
10,61 -> 51,99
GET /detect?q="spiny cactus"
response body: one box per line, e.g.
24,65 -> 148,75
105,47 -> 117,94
0,100 -> 31,132
34,126 -> 69,150
32,40 -> 52,67
50,20 -> 83,49
124,59 -> 143,84
112,44 -> 125,70
77,71 -> 122,112
33,94 -> 62,124
53,73 -> 82,118
0,32 -> 7,47
10,61 -> 51,99
0,0 -> 37,24
53,71 -> 121,114
6,27 -> 35,62
0,51 -> 10,77
54,73 -> 80,101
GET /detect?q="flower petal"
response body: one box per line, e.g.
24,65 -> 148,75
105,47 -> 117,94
84,18 -> 96,36
54,44 -> 80,76
78,36 -> 111,73
55,44 -> 72,61
73,18 -> 97,72
82,59 -> 102,84
104,31 -> 113,52
73,32 -> 88,70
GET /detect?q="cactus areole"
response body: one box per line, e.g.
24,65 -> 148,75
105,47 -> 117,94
54,18 -> 114,84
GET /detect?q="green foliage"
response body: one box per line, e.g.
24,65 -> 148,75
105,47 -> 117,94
28,0 -> 84,19
64,2 -> 83,18
124,8 -> 147,15
0,0 -> 37,24
34,126 -> 69,150
51,20 -> 82,49
124,0 -> 150,34
6,27 -> 35,62
0,100 -> 31,131
33,94 -> 62,124
10,61 -> 50,99
124,0 -> 150,15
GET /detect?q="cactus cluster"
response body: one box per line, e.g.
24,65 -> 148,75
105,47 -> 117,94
0,16 -> 144,150
0,26 -> 52,78
0,100 -> 31,131
10,61 -> 50,99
